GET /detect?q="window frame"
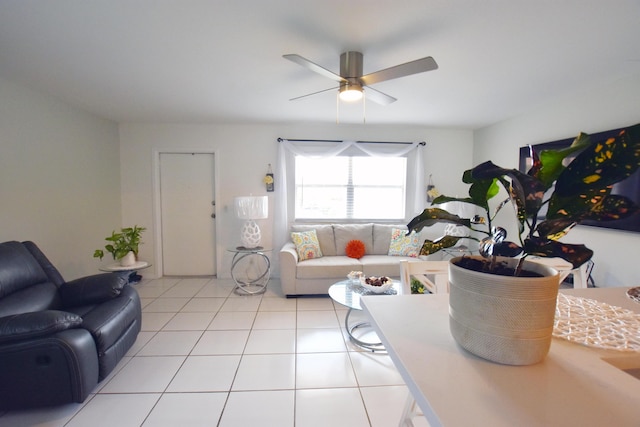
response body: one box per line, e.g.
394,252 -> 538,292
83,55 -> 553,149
293,154 -> 408,222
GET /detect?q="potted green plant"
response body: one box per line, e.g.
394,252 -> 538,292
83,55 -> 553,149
93,225 -> 146,267
407,123 -> 640,365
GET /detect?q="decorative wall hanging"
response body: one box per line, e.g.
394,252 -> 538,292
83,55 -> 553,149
426,174 -> 440,203
264,164 -> 274,192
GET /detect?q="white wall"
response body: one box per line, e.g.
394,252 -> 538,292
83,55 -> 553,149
0,76 -> 121,279
119,123 -> 473,278
474,72 -> 640,287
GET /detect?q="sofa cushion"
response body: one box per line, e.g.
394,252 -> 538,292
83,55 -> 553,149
334,224 -> 373,256
388,228 -> 421,257
291,230 -> 323,260
345,240 -> 366,259
0,282 -> 61,318
0,310 -> 83,344
0,242 -> 49,298
22,241 -> 65,286
296,256 -> 361,279
291,224 -> 336,256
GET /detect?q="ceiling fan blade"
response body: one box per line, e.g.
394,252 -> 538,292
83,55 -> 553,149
364,86 -> 397,105
289,86 -> 340,101
283,54 -> 346,83
360,56 -> 438,86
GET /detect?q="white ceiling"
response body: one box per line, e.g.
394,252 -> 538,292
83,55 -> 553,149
1,1 -> 639,129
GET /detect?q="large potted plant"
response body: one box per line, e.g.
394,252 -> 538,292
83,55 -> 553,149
93,225 -> 146,267
407,124 -> 640,365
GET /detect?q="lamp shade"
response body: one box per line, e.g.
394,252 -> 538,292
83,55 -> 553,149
235,196 -> 268,220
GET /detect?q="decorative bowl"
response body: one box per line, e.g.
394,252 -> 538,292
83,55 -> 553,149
360,276 -> 393,294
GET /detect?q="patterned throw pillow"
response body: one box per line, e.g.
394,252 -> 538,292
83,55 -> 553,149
291,230 -> 323,260
345,239 -> 366,259
388,228 -> 421,257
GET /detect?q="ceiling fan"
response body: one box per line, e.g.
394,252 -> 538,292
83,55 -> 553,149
283,51 -> 438,105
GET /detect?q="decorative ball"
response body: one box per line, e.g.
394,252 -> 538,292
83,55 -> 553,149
345,239 -> 365,259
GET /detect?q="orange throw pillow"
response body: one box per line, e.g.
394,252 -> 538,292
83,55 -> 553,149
345,239 -> 366,259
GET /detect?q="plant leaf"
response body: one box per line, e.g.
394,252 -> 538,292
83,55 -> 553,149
463,165 -> 500,211
523,237 -> 593,269
526,144 -> 542,178
554,124 -> 640,197
471,161 -> 546,224
535,133 -> 592,187
535,218 -> 577,240
419,235 -> 463,256
583,194 -> 640,221
547,188 -> 640,223
506,181 -> 527,234
547,186 -> 610,219
407,208 -> 471,234
490,241 -> 524,257
431,195 -> 474,206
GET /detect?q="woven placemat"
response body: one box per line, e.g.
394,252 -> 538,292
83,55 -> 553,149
350,284 -> 397,296
553,293 -> 640,351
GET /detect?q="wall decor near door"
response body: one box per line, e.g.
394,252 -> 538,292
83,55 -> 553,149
264,163 -> 274,192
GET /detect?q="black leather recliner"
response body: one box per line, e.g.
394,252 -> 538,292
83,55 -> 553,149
0,241 -> 142,409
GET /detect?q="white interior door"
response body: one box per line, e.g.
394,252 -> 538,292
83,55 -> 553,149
160,153 -> 216,276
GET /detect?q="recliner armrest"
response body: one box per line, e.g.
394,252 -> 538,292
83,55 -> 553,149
0,310 -> 83,344
59,273 -> 127,308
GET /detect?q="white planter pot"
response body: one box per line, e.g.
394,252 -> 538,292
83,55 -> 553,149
119,251 -> 137,267
448,256 -> 559,365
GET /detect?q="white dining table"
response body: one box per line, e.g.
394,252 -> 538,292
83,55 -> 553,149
361,287 -> 640,427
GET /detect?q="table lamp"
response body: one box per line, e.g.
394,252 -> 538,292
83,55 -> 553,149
235,196 -> 268,249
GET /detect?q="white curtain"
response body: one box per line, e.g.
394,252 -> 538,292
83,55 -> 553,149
273,140 -> 426,252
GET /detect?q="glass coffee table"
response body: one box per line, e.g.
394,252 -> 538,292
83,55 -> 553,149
328,279 -> 400,352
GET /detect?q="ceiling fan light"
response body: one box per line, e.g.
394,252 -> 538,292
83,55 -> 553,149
339,84 -> 363,102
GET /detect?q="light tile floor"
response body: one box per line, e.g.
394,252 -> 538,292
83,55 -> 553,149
0,277 -> 430,427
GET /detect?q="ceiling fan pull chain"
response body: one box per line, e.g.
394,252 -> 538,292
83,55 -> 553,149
363,92 -> 366,124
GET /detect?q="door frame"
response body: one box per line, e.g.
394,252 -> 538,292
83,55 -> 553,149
152,149 -> 220,277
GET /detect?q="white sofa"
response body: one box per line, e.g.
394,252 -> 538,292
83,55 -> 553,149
279,223 -> 423,296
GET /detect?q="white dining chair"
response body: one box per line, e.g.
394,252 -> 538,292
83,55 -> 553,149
399,259 -> 450,294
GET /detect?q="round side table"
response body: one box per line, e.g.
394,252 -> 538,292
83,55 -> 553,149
99,261 -> 151,283
228,247 -> 271,295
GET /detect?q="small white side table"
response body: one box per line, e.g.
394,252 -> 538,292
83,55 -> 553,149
99,261 -> 150,283
228,247 -> 271,295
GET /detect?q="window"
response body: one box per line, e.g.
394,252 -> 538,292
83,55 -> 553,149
295,155 -> 407,220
